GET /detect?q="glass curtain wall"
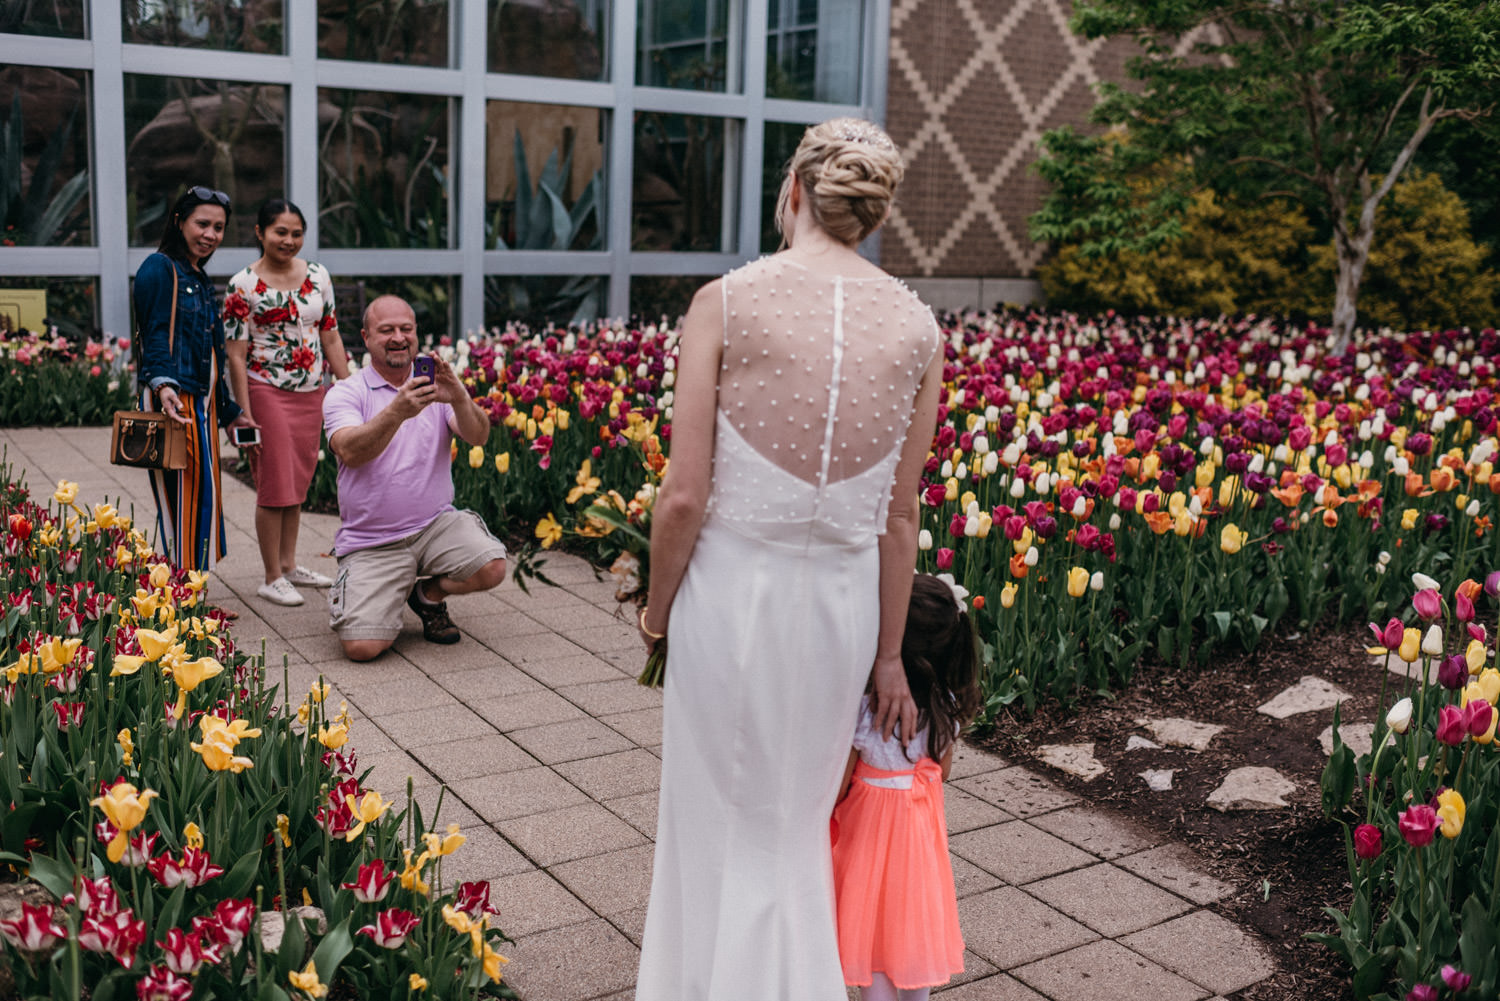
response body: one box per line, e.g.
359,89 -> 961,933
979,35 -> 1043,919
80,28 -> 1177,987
0,0 -> 882,338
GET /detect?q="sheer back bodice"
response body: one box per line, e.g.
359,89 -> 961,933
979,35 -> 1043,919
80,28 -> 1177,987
708,255 -> 939,541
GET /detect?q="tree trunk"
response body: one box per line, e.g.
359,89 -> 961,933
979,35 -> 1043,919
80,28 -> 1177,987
1330,208 -> 1376,355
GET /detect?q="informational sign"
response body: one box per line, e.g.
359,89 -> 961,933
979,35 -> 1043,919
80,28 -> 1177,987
0,290 -> 49,334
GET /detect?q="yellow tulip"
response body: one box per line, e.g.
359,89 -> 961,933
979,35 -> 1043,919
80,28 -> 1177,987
289,960 -> 329,998
344,791 -> 391,842
1219,523 -> 1247,555
1173,511 -> 1195,537
556,410 -> 569,430
91,781 -> 159,863
467,445 -> 484,469
1476,668 -> 1500,705
318,724 -> 349,750
191,729 -> 253,773
53,479 -> 79,506
1397,627 -> 1423,664
494,452 -> 510,474
1000,583 -> 1018,609
91,503 -> 119,529
135,625 -> 180,662
409,974 -> 429,992
481,942 -> 509,983
117,728 -> 134,766
1066,567 -> 1089,598
1167,492 -> 1188,517
1467,639 -> 1487,674
148,563 -> 172,590
182,822 -> 203,850
423,823 -> 466,858
201,715 -> 262,741
309,680 -> 331,704
944,478 -> 959,501
399,847 -> 431,895
1195,463 -> 1216,489
566,460 -> 602,504
1436,788 -> 1465,839
1217,475 -> 1240,508
185,570 -> 209,593
172,657 -> 224,693
4,653 -> 39,684
1401,508 -> 1419,530
276,814 -> 292,848
959,490 -> 976,511
39,636 -> 82,674
535,513 -> 563,549
1012,526 -> 1033,555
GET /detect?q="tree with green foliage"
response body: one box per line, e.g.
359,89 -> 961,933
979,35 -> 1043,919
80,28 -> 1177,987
1030,0 -> 1500,347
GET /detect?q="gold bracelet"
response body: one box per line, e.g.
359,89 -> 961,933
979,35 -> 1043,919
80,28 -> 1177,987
638,606 -> 666,640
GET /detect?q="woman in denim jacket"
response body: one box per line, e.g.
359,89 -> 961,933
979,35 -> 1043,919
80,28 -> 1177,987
133,185 -> 251,572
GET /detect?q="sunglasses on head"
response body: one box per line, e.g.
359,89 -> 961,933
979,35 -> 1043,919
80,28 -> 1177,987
186,186 -> 231,208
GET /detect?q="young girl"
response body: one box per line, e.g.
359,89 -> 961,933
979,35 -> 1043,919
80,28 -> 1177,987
833,573 -> 983,1001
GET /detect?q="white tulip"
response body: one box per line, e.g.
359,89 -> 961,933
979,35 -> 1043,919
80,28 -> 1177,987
917,529 -> 933,551
1411,572 -> 1441,592
1422,624 -> 1444,656
1024,546 -> 1039,567
1089,571 -> 1104,592
1386,698 -> 1413,734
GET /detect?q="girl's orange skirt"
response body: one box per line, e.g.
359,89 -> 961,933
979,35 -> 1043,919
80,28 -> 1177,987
832,756 -> 965,990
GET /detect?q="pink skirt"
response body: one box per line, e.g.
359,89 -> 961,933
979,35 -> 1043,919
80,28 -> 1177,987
247,380 -> 324,507
832,756 -> 965,990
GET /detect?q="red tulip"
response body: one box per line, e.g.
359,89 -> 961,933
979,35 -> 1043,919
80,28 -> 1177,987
135,965 -> 194,1001
342,859 -> 396,904
1464,700 -> 1494,736
357,908 -> 421,949
1440,965 -> 1472,992
78,909 -> 145,968
0,901 -> 66,951
1353,824 -> 1382,860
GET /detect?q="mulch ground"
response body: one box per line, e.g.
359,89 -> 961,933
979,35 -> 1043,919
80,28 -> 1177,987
974,620 -> 1395,1001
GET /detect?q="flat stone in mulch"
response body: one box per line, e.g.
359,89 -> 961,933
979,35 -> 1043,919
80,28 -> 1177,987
1205,766 -> 1298,812
1036,742 -> 1107,781
1317,721 -> 1389,758
1138,717 -> 1225,751
1255,675 -> 1350,719
1139,768 -> 1175,791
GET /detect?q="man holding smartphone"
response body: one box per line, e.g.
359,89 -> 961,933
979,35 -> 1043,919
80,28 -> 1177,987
321,295 -> 507,661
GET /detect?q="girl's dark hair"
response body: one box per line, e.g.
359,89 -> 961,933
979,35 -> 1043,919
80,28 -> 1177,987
903,574 -> 982,763
157,186 -> 232,266
255,198 -> 306,250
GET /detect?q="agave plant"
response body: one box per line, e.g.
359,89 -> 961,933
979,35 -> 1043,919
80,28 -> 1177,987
486,129 -> 606,329
0,94 -> 90,248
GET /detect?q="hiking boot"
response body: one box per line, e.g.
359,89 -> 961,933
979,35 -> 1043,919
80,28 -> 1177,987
407,582 -> 460,644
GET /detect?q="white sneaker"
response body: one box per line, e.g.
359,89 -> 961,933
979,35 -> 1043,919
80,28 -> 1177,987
257,577 -> 305,606
285,566 -> 335,588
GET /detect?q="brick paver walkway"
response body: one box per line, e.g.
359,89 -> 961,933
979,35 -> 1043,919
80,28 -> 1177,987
1,426 -> 1276,1001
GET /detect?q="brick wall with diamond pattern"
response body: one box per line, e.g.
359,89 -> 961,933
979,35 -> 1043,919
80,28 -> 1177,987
880,0 -> 1140,281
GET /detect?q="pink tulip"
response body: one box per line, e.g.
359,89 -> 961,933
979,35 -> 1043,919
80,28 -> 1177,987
1412,588 -> 1442,621
1398,804 -> 1441,847
935,548 -> 954,570
1370,617 -> 1405,650
1436,705 -> 1468,746
1353,824 -> 1382,860
1406,986 -> 1437,1001
1454,591 -> 1474,623
1464,700 -> 1494,736
1485,570 -> 1500,597
1440,965 -> 1472,991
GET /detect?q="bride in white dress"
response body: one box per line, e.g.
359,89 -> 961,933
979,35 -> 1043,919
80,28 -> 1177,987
634,119 -> 943,1000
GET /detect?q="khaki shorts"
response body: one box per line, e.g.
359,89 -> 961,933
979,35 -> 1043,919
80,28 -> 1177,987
328,509 -> 508,641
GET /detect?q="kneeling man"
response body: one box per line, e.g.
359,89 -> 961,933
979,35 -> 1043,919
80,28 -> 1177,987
323,294 -> 506,661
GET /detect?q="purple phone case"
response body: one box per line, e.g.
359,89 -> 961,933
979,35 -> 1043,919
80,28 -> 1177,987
414,356 -> 435,381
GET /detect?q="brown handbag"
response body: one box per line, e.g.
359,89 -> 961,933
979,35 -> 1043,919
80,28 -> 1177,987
110,264 -> 189,470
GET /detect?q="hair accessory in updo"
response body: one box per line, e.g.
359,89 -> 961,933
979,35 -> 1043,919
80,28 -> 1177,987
831,118 -> 898,152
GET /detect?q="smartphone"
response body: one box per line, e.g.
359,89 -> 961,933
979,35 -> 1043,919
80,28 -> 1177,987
412,355 -> 436,382
231,426 -> 260,447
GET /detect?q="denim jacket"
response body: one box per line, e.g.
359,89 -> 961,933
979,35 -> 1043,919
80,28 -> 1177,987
133,252 -> 242,425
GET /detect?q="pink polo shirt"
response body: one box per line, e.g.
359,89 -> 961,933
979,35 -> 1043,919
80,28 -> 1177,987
323,366 -> 457,554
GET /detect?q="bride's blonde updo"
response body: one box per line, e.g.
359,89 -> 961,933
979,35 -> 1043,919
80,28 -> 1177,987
775,117 -> 905,246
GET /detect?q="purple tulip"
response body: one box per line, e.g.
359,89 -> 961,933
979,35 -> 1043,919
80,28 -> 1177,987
1486,570 -> 1500,598
1438,655 -> 1470,691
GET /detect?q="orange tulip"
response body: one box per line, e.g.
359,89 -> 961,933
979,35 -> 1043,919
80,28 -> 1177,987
1322,509 -> 1339,528
1430,467 -> 1455,492
1008,553 -> 1029,579
1143,511 -> 1173,535
1404,472 -> 1429,497
1457,579 -> 1482,602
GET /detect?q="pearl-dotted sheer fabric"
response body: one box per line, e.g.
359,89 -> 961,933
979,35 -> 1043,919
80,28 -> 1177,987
709,256 -> 940,538
637,254 -> 941,1001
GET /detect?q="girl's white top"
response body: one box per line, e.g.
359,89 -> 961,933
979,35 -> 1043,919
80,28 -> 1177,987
852,694 -> 932,789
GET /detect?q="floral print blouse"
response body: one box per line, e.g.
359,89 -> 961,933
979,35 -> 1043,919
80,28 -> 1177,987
223,262 -> 340,392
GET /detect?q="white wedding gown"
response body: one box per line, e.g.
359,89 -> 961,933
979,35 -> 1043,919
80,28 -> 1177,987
636,256 -> 940,1000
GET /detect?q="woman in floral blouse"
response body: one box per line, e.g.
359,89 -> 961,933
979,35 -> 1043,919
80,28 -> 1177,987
225,198 -> 351,607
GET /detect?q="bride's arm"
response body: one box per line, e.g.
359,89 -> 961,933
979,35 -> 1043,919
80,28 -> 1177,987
870,349 -> 944,741
639,280 -> 725,640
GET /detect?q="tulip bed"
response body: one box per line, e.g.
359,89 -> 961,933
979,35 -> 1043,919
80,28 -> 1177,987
1318,573 -> 1500,1000
311,312 -> 1500,717
0,477 -> 513,999
0,328 -> 134,426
